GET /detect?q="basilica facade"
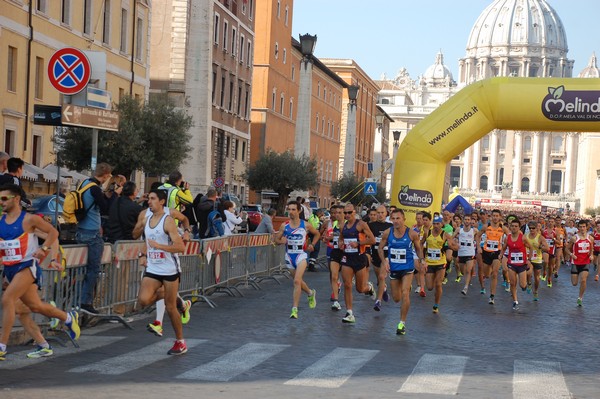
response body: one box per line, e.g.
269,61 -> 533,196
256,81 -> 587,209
378,0 -> 600,213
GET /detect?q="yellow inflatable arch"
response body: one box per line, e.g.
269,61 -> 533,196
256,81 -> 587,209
392,77 -> 600,224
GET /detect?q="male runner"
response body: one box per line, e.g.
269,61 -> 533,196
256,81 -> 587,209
501,218 -> 533,310
542,218 -> 557,287
368,205 -> 393,311
524,221 -> 549,301
477,209 -> 506,305
425,215 -> 456,313
323,205 -> 344,310
453,214 -> 478,296
566,220 -> 594,307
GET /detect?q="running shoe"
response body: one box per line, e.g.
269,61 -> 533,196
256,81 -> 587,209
442,278 -> 448,285
577,297 -> 583,307
595,275 -> 599,282
308,289 -> 317,309
373,300 -> 382,312
414,285 -> 420,293
65,311 -> 80,340
504,284 -> 511,292
382,289 -> 389,302
290,308 -> 298,319
342,312 -> 356,323
167,340 -> 188,355
419,288 -> 426,297
533,292 -> 539,301
502,281 -> 507,288
455,274 -> 462,283
432,304 -> 439,314
147,321 -> 163,337
396,322 -> 406,335
49,301 -> 59,330
367,282 -> 375,298
541,275 -> 547,281
180,300 -> 192,325
461,288 -> 468,296
554,272 -> 558,279
526,284 -> 532,294
547,281 -> 553,288
331,301 -> 341,311
512,301 -> 519,310
480,288 -> 486,294
488,296 -> 495,305
0,350 -> 6,361
26,345 -> 53,359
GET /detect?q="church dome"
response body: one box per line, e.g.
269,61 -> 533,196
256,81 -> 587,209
466,0 -> 568,57
421,51 -> 455,87
579,53 -> 600,78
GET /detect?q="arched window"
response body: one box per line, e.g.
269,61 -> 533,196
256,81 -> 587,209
553,135 -> 563,152
482,136 -> 490,150
480,175 -> 488,190
521,177 -> 530,192
523,136 -> 532,152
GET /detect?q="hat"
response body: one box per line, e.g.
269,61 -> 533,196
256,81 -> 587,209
561,220 -> 566,225
433,216 -> 443,224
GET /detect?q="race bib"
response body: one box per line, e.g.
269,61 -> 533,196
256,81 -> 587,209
594,240 -> 600,248
148,250 -> 166,263
531,251 -> 539,260
460,241 -> 472,247
546,238 -> 555,248
510,251 -> 524,264
344,238 -> 358,253
486,240 -> 499,250
427,248 -> 441,261
390,248 -> 407,264
287,239 -> 304,254
332,235 -> 339,249
0,239 -> 23,262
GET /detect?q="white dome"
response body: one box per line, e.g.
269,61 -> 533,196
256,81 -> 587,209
466,0 -> 568,57
421,51 -> 455,87
579,53 -> 600,78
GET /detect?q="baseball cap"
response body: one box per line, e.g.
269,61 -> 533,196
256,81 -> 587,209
433,216 -> 443,224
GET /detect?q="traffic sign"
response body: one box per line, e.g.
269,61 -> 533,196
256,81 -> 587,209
33,105 -> 63,126
62,104 -> 119,131
87,87 -> 112,110
364,182 -> 377,196
214,177 -> 225,188
48,48 -> 91,95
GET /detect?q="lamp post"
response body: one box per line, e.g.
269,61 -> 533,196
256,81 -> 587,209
342,84 -> 359,175
294,34 -> 317,158
374,113 -> 385,181
393,130 -> 401,149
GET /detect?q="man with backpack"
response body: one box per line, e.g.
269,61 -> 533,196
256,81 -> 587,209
196,188 -> 224,239
75,163 -> 112,314
158,171 -> 193,213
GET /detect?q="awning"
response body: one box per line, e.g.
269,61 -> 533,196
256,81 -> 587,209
23,163 -> 56,182
43,164 -> 89,184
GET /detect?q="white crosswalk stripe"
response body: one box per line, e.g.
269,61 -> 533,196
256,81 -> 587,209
0,336 -> 126,370
399,353 -> 469,395
284,347 -> 379,388
177,342 -> 290,381
513,360 -> 571,399
68,339 -> 207,375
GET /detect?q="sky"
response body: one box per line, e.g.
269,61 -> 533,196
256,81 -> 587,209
292,0 -> 600,80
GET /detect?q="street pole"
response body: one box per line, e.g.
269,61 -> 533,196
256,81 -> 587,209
91,128 -> 98,171
54,127 -> 60,229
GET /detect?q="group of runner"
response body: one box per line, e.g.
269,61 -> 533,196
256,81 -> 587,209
277,200 -> 598,336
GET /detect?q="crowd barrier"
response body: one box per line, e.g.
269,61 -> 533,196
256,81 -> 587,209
0,233 -> 289,333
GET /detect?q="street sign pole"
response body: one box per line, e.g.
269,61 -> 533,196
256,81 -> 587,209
91,128 -> 98,171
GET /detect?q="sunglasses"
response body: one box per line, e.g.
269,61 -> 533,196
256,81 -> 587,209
0,195 -> 15,201
343,211 -> 354,215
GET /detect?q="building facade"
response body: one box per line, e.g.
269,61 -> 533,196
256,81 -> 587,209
1,0 -> 150,177
150,0 -> 254,201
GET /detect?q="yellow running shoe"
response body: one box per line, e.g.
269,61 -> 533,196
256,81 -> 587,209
307,289 -> 317,309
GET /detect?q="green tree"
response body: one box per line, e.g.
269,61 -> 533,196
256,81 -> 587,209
331,172 -> 387,206
245,150 -> 318,215
55,94 -> 193,177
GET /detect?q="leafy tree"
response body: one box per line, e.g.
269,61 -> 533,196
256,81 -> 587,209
331,172 -> 387,207
55,94 -> 193,177
245,150 -> 318,215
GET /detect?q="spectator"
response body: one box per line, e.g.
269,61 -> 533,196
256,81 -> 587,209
0,151 -> 9,173
105,181 -> 143,243
223,200 -> 245,236
255,208 -> 276,234
0,157 -> 29,207
196,188 -> 219,239
158,171 -> 193,212
77,162 -> 112,314
102,174 -> 126,232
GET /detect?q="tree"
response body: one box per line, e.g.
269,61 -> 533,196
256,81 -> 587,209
331,172 -> 387,207
245,150 -> 318,215
55,94 -> 193,177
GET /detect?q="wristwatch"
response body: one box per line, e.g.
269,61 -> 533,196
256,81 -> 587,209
138,252 -> 147,258
41,245 -> 50,253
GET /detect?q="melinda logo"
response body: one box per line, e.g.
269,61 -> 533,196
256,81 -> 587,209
542,86 -> 600,121
398,185 -> 433,208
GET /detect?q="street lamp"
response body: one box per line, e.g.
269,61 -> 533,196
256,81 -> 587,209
347,85 -> 359,105
375,114 -> 385,126
393,130 -> 401,148
298,34 -> 317,68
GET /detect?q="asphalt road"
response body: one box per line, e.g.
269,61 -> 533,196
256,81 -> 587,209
1,263 -> 599,399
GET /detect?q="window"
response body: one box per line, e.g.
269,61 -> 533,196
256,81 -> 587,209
120,8 -> 128,52
521,177 -> 530,192
481,156 -> 489,162
220,74 -> 226,107
239,35 -> 245,64
223,21 -> 228,52
323,87 -> 327,100
280,93 -> 284,113
322,116 -> 325,134
480,175 -> 488,190
499,134 -> 506,150
237,80 -> 243,115
549,170 -> 561,193
32,135 -> 42,167
135,17 -> 143,61
523,158 -> 531,163
529,66 -> 539,77
212,68 -> 217,103
291,64 -> 295,81
61,0 -> 71,25
103,0 -> 111,45
509,66 -> 519,77
289,98 -> 293,119
225,136 -> 230,158
228,78 -> 234,111
285,6 -> 289,25
523,135 -> 532,152
277,0 -> 280,18
231,27 -> 237,57
315,113 -> 319,131
552,159 -> 562,165
34,57 -> 43,99
274,42 -> 279,59
214,13 -> 220,44
242,141 -> 246,162
234,139 -> 239,160
83,0 -> 92,34
283,48 -> 287,64
482,135 -> 490,150
7,46 -> 17,92
317,82 -> 321,97
36,0 -> 46,13
119,88 -> 125,100
244,85 -> 250,119
246,40 -> 252,65
249,0 -> 254,19
4,129 -> 15,154
552,135 -> 563,152
271,88 -> 276,111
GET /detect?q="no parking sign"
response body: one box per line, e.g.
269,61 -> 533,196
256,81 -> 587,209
47,48 -> 91,95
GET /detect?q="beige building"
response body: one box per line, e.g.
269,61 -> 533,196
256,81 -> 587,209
150,0 -> 254,201
1,0 -> 150,190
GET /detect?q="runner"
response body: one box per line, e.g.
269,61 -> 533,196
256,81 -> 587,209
524,221 -> 549,301
501,217 -> 533,310
542,218 -> 557,287
323,205 -> 344,311
338,203 -> 376,323
0,184 -> 80,360
274,200 -> 319,319
378,209 -> 425,335
554,217 -> 566,277
451,214 -> 463,283
368,205 -> 393,311
452,213 -> 478,296
592,220 -> 600,281
412,212 -> 426,297
424,215 -> 456,313
565,219 -> 594,307
476,209 -> 505,305
137,189 -> 187,355
441,210 -> 455,285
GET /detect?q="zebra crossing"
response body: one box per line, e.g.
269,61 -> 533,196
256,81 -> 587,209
1,337 -> 573,397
